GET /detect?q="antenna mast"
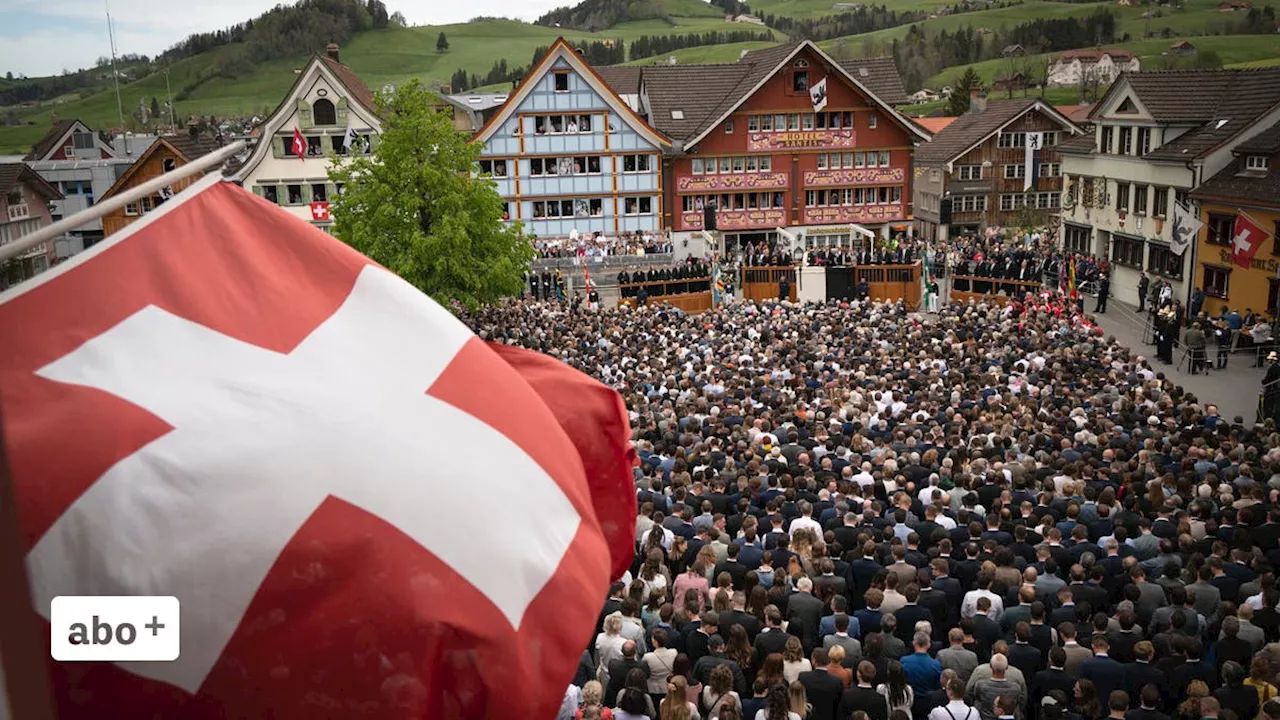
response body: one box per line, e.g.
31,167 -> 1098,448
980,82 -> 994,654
106,0 -> 125,132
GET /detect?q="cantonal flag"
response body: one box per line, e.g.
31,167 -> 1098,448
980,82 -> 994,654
291,127 -> 307,158
1232,211 -> 1272,269
0,174 -> 636,718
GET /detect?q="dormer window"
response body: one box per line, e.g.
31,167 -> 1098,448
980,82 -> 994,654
1247,155 -> 1269,171
312,98 -> 337,126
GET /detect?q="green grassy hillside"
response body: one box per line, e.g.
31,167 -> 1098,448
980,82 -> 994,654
925,33 -> 1280,87
622,39 -> 780,63
0,17 -> 780,153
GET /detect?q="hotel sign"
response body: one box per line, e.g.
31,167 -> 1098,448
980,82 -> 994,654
802,204 -> 904,224
804,168 -> 905,187
676,172 -> 790,193
681,208 -> 787,230
747,129 -> 856,151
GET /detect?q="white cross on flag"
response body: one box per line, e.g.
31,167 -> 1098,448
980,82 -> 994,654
0,174 -> 638,718
1232,211 -> 1271,269
309,200 -> 329,221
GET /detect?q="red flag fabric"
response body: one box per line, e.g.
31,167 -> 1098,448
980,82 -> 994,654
0,174 -> 632,719
291,128 -> 307,158
489,343 -> 637,580
1232,212 -> 1271,269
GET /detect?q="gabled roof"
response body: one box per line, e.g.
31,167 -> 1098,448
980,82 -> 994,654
24,118 -> 114,161
915,116 -> 958,134
1141,68 -> 1280,161
320,56 -> 376,116
98,136 -> 223,202
1192,120 -> 1280,207
0,162 -> 62,201
837,57 -> 909,106
915,98 -> 1082,166
472,38 -> 670,148
1093,68 -> 1280,125
595,66 -> 644,98
642,40 -> 927,149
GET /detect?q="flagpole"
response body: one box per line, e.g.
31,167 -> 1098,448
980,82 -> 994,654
0,141 -> 246,265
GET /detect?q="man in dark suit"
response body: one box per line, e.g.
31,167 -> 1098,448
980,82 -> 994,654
932,559 -> 964,627
895,584 -> 935,643
1009,623 -> 1045,678
1125,684 -> 1171,720
1032,647 -> 1077,708
815,558 -> 848,600
847,542 -> 883,609
918,574 -> 951,639
754,607 -> 790,669
790,577 -> 826,654
1124,642 -> 1164,701
597,581 -> 627,634
1215,617 -> 1255,677
1080,636 -> 1125,703
685,611 -> 718,666
603,641 -> 646,706
720,591 -> 762,643
1049,586 -> 1079,627
1167,640 -> 1215,705
972,597 -> 1002,662
840,660 -> 889,720
714,543 -> 750,591
800,648 -> 845,720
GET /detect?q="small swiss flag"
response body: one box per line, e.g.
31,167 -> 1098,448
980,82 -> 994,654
290,128 -> 306,158
309,200 -> 329,221
1232,211 -> 1272,268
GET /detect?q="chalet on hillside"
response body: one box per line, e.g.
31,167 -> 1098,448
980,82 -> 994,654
1169,40 -> 1197,55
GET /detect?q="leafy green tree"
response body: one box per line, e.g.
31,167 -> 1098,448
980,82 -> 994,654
150,96 -> 161,121
947,68 -> 982,115
436,32 -> 449,53
328,80 -> 532,310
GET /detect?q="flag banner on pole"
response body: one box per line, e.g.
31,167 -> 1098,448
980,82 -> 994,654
342,125 -> 359,152
1069,256 -> 1078,299
713,263 -> 724,307
0,176 -> 636,718
1170,200 -> 1202,256
291,127 -> 306,158
1233,211 -> 1272,269
1023,132 -> 1042,192
809,76 -> 829,113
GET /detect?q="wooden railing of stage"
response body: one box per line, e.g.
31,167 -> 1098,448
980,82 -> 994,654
619,277 -> 713,313
854,263 -> 922,310
742,266 -> 798,303
949,275 -> 1045,306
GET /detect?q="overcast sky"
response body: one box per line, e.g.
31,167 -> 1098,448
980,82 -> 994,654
0,0 -> 572,77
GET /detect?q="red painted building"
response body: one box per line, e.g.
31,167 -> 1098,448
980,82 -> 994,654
608,41 -> 930,254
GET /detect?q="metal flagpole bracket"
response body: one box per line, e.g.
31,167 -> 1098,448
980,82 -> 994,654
0,140 -> 248,265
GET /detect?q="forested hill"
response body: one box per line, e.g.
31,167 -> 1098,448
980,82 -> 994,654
536,0 -> 723,31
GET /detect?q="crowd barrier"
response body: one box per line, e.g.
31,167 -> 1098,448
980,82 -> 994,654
949,275 -> 1045,306
619,278 -> 714,313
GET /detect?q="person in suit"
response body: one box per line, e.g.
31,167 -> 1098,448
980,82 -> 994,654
1123,642 -> 1163,701
847,542 -> 884,608
1080,636 -> 1125,703
1059,623 -> 1094,677
841,660 -> 890,720
720,590 -> 762,643
919,574 -> 951,639
603,640 -> 647,707
972,597 -> 1002,662
790,576 -> 825,655
754,607 -> 790,670
939,628 -> 980,684
800,648 -> 845,720
1009,623 -> 1045,679
815,558 -> 848,601
823,613 -> 863,668
896,584 -> 936,644
1215,617 -> 1255,678
1125,684 -> 1170,720
1032,647 -> 1077,709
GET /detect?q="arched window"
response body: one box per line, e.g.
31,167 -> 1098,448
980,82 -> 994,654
312,98 -> 337,126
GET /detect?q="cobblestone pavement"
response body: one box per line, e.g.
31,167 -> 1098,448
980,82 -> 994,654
1088,300 -> 1268,424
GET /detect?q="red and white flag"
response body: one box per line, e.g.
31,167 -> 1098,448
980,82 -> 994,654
1232,211 -> 1271,269
291,128 -> 307,158
0,174 -> 637,718
309,200 -> 329,221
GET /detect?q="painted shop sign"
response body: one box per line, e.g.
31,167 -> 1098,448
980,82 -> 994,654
1218,248 -> 1280,273
803,168 -> 905,187
747,129 -> 856,151
676,172 -> 790,193
802,204 -> 904,224
681,208 -> 787,230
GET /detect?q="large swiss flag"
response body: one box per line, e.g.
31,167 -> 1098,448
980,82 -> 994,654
1232,211 -> 1272,269
0,174 -> 636,718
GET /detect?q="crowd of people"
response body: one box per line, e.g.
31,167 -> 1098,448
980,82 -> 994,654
535,230 -> 676,259
466,289 -> 1280,720
619,260 -> 716,299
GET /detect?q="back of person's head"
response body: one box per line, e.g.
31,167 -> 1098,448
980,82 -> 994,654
1222,660 -> 1246,686
990,653 -> 1009,675
1049,646 -> 1066,669
996,695 -> 1018,717
1109,691 -> 1130,713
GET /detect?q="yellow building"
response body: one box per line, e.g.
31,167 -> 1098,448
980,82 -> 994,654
1192,119 -> 1280,317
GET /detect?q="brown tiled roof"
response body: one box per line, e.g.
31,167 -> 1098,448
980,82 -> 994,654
24,119 -> 77,161
1237,121 -> 1280,154
0,162 -> 62,200
914,98 -> 1039,165
1056,132 -> 1096,154
640,63 -> 753,142
320,56 -> 376,115
168,133 -> 225,161
837,57 -> 908,106
1191,129 -> 1280,208
639,42 -> 915,145
915,116 -> 958,133
595,66 -> 643,97
1143,68 -> 1280,160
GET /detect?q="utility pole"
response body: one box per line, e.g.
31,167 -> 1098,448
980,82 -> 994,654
105,0 -> 125,132
164,66 -> 175,132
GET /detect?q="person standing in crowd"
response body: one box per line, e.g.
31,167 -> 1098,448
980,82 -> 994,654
1094,272 -> 1109,314
1137,273 -> 1149,313
1213,318 -> 1232,370
1183,322 -> 1207,375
